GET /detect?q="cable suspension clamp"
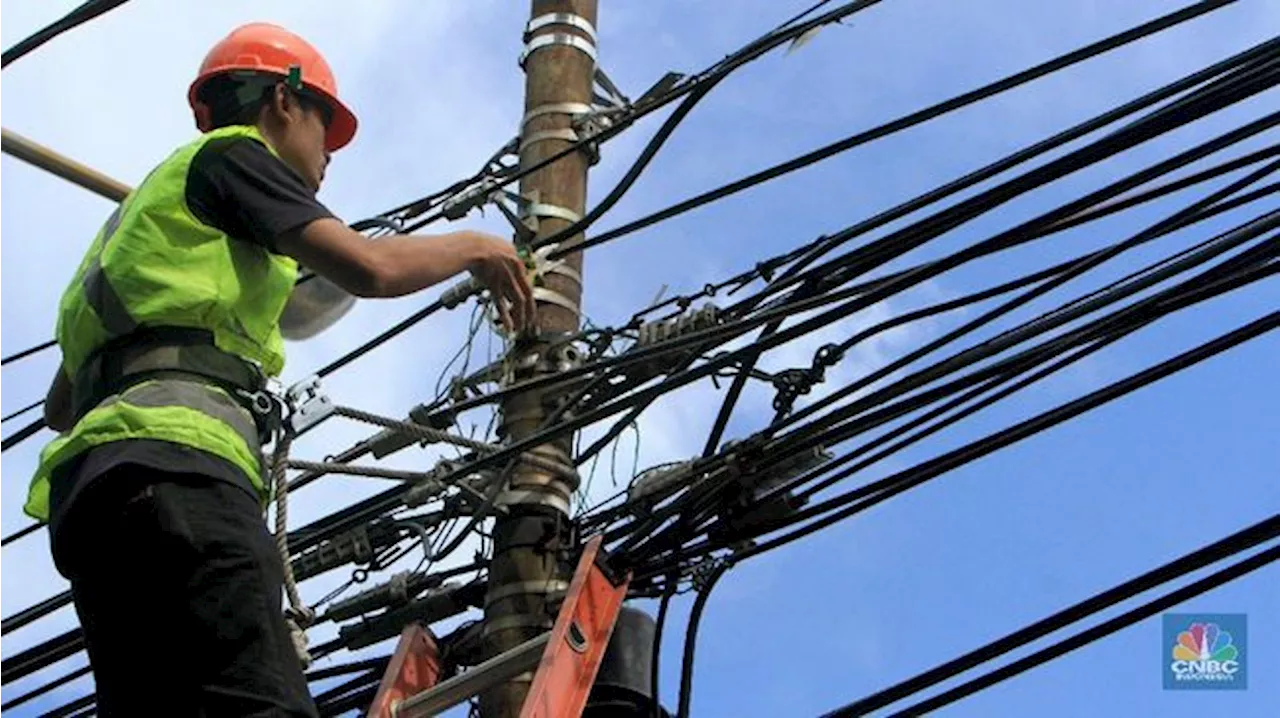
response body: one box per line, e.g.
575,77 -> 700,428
636,303 -> 721,347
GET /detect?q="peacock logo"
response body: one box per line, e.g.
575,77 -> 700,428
1164,615 -> 1247,690
1172,622 -> 1237,663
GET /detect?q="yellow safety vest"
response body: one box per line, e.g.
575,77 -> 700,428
25,125 -> 299,522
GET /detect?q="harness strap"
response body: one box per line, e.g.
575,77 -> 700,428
72,327 -> 275,440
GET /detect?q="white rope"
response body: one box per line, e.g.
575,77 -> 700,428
333,404 -> 579,482
271,432 -> 314,667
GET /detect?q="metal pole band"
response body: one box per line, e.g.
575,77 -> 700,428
522,102 -> 594,128
519,128 -> 581,153
496,487 -> 572,515
532,287 -> 580,313
523,202 -> 583,224
485,580 -> 571,607
520,33 -> 597,69
481,614 -> 556,638
525,12 -> 598,44
545,263 -> 584,287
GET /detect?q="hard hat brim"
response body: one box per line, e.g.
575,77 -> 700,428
188,71 -> 358,152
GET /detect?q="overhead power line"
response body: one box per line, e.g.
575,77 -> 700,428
1,0 -> 131,69
824,514 -> 1280,715
5,2 -> 1275,713
888,543 -> 1279,716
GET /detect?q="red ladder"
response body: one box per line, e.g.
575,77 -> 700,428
366,535 -> 630,718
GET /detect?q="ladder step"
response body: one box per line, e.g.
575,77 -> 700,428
395,633 -> 550,718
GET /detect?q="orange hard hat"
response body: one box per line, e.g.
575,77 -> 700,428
189,23 -> 357,152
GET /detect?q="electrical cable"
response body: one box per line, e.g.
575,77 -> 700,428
1,339 -> 56,366
397,0 -> 892,235
7,2 -> 1259,696
2,417 -> 46,453
0,663 -> 91,711
651,581 -> 676,718
885,543 -> 1279,717
1,0 -> 130,69
7,83 -> 1269,665
0,521 -> 43,547
638,248 -> 1277,571
543,0 -> 1244,258
825,514 -> 1279,715
676,560 -> 729,718
764,160 -> 1280,449
315,299 -> 444,378
737,311 -> 1279,563
1,399 -> 44,423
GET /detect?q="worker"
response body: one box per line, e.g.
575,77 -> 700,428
23,23 -> 534,717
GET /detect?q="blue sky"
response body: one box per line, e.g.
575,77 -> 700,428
2,1 -> 1277,716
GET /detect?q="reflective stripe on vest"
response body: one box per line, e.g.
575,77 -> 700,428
24,125 -> 299,523
81,207 -> 137,335
24,380 -> 265,523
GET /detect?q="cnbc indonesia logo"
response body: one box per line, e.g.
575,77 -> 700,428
1164,615 -> 1247,690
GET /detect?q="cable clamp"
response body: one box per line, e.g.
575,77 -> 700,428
770,343 -> 843,416
285,375 -> 334,434
441,177 -> 499,221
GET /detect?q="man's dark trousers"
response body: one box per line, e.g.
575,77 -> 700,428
53,465 -> 319,717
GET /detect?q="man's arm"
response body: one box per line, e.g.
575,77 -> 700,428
279,219 -> 536,333
185,137 -> 536,333
43,365 -> 74,432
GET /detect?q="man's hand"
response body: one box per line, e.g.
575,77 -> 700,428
464,235 -> 537,335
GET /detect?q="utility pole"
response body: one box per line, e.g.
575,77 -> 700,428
481,1 -> 599,716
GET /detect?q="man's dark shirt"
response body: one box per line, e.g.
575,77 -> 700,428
49,133 -> 334,542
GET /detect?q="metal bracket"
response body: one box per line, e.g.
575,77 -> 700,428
286,375 -> 335,434
592,67 -> 630,111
